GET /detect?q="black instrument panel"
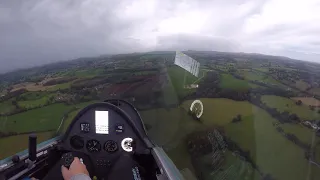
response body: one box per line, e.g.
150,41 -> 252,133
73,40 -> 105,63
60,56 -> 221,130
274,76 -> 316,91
0,101 -> 156,180
65,106 -> 143,153
62,102 -> 149,176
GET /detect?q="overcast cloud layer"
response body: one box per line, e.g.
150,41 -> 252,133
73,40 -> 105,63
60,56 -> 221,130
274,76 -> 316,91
0,0 -> 320,73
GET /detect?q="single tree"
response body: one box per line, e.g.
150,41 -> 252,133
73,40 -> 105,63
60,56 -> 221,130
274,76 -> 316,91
296,100 -> 302,105
310,106 -> 315,111
11,100 -> 17,106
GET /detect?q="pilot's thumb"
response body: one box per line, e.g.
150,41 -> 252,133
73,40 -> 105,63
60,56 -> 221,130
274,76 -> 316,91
61,165 -> 70,179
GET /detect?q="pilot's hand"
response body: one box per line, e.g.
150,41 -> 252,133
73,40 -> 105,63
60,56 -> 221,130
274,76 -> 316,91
61,157 -> 89,180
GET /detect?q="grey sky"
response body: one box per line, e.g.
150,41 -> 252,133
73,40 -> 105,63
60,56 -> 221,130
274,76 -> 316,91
0,0 -> 320,73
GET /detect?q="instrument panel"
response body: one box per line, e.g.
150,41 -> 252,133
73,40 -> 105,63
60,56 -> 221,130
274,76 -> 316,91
65,107 -> 140,153
62,102 -> 148,175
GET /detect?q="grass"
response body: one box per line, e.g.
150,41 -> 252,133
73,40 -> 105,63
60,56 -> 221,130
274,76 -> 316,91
141,98 -> 317,180
238,70 -> 288,89
56,69 -> 105,78
18,95 -> 54,109
17,92 -> 56,108
179,98 -> 320,180
140,107 -> 198,147
254,67 -> 269,72
280,123 -> 320,145
315,144 -> 320,163
168,66 -> 198,98
0,131 -> 53,159
61,109 -> 81,132
47,82 -> 71,91
73,69 -> 105,78
166,139 -> 196,174
140,107 -> 204,176
219,74 -> 261,91
238,70 -> 265,81
291,97 -> 320,107
0,101 -> 15,114
261,95 -> 320,120
309,88 -> 320,96
0,103 -> 73,133
162,81 -> 179,106
295,80 -> 310,91
199,151 -> 261,180
60,100 -> 98,132
20,91 -> 50,101
215,65 -> 228,72
132,71 -> 158,76
74,70 -> 95,77
0,100 -> 98,160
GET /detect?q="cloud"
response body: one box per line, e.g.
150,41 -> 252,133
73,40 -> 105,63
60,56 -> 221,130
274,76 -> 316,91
156,34 -> 239,52
0,0 -> 320,72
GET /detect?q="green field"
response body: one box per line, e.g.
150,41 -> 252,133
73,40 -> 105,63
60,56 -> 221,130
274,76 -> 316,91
18,92 -> 57,108
219,74 -> 262,91
132,71 -> 158,76
281,123 -> 320,145
0,103 -> 73,133
18,93 -> 56,108
238,70 -> 289,89
73,69 -> 105,78
20,91 -> 50,100
47,82 -> 71,91
261,95 -> 320,120
54,68 -> 105,78
309,88 -> 320,96
0,131 -> 53,159
198,151 -> 261,180
1,55 -> 320,180
295,80 -> 309,91
60,100 -> 98,132
140,107 -> 198,147
162,81 -> 179,106
61,109 -> 80,132
140,107 -> 203,175
238,70 -> 266,81
0,100 -> 100,159
188,98 -> 320,180
0,101 -> 15,114
168,66 -> 198,98
141,98 -> 320,180
254,67 -> 269,72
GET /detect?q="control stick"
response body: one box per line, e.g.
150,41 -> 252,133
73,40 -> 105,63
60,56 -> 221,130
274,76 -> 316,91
62,153 -> 74,169
28,134 -> 37,161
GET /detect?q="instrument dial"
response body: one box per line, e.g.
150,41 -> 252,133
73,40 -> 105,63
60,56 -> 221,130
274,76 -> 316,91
70,135 -> 84,150
86,139 -> 101,153
104,140 -> 118,153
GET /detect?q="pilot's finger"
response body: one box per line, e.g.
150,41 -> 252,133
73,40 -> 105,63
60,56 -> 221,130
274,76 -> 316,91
61,165 -> 69,172
61,165 -> 69,178
71,157 -> 86,168
73,157 -> 81,164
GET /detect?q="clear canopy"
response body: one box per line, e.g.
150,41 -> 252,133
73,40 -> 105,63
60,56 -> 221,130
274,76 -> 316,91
1,51 -> 320,180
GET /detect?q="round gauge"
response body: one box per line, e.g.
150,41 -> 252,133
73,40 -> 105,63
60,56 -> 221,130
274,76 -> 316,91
86,139 -> 101,153
189,100 -> 204,119
104,140 -> 118,153
70,135 -> 84,150
121,137 -> 133,152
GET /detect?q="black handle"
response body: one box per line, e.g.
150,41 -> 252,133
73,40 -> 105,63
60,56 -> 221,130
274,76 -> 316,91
61,152 -> 74,169
28,134 -> 37,161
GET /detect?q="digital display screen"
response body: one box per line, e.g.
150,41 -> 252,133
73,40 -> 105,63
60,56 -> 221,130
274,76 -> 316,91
80,123 -> 90,132
115,124 -> 124,133
95,111 -> 109,134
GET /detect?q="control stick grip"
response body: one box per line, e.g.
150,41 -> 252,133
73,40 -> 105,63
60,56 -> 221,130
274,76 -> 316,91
62,153 -> 74,169
28,134 -> 37,161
